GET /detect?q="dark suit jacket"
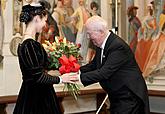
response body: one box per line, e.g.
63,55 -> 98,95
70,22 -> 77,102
80,31 -> 150,114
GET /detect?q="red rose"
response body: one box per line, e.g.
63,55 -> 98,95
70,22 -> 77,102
69,55 -> 77,63
77,43 -> 81,48
71,62 -> 80,72
59,55 -> 70,65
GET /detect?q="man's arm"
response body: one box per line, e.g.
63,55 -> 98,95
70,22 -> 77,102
80,49 -> 129,86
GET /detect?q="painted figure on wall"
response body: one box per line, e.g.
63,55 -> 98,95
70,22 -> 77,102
152,0 -> 164,24
89,1 -> 100,16
135,2 -> 165,77
71,0 -> 90,63
63,0 -> 78,38
135,5 -> 157,73
63,0 -> 74,16
52,0 -> 65,37
38,0 -> 59,44
13,0 -> 23,35
142,22 -> 165,76
62,0 -> 77,42
52,0 -> 76,42
127,6 -> 141,53
159,4 -> 165,31
140,4 -> 165,77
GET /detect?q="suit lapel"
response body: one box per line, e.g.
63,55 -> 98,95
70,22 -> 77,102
96,47 -> 102,68
102,31 -> 116,64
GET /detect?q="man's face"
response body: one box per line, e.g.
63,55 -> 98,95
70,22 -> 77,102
86,29 -> 104,47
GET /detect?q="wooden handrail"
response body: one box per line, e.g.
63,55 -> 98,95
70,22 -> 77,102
0,89 -> 105,104
148,90 -> 165,97
0,89 -> 165,104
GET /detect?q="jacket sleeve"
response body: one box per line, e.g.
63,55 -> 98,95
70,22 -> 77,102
80,48 -> 130,86
21,41 -> 60,84
80,47 -> 101,73
80,55 -> 97,73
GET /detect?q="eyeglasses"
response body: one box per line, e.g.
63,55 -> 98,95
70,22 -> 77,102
86,30 -> 100,38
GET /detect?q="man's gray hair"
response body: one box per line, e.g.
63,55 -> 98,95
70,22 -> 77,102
85,16 -> 108,32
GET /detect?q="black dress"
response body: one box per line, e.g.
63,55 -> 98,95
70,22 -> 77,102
13,39 -> 62,114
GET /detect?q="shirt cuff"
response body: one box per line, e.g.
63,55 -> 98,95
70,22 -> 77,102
59,76 -> 63,83
78,70 -> 82,83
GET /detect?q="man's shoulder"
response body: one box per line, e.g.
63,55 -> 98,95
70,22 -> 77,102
108,34 -> 130,52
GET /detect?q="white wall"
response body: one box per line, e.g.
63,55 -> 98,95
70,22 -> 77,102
149,96 -> 165,113
0,63 -> 3,95
0,0 -> 22,96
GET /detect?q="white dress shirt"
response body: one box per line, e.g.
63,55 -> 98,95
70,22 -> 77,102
100,32 -> 111,63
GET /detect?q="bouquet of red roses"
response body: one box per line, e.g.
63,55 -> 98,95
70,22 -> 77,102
42,36 -> 82,100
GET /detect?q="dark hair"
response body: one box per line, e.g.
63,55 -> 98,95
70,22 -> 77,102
38,0 -> 51,10
90,1 -> 98,10
20,4 -> 46,24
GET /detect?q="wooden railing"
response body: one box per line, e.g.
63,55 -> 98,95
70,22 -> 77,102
0,88 -> 105,104
0,89 -> 106,114
0,89 -> 165,114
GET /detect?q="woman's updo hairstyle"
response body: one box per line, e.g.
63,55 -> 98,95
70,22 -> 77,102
20,3 -> 46,24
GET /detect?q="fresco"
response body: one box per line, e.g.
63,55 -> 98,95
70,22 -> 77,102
127,0 -> 165,77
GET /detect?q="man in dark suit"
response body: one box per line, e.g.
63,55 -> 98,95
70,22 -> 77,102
78,16 -> 150,114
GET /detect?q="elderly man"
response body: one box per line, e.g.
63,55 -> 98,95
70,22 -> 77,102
77,16 -> 150,114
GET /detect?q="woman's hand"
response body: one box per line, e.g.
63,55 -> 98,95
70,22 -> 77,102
61,73 -> 79,83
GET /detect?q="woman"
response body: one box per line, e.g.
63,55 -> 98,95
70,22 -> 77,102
13,3 -> 76,114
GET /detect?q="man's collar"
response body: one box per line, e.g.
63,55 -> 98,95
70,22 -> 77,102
100,32 -> 111,50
